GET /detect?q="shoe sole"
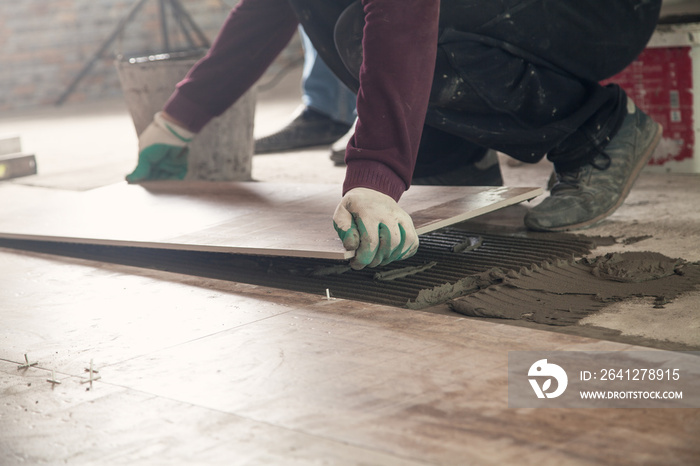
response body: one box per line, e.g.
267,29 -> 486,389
330,148 -> 346,166
534,121 -> 663,232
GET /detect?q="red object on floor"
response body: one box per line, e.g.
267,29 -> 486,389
603,46 -> 694,166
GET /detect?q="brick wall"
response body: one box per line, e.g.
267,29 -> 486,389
0,0 -> 301,111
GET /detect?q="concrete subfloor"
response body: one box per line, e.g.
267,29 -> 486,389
1,67 -> 699,464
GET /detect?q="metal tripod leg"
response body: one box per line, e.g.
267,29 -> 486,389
55,0 -> 211,106
169,0 -> 211,48
56,0 -> 151,105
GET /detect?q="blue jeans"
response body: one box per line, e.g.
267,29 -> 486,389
300,28 -> 356,126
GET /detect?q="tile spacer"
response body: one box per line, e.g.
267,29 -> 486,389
81,359 -> 101,389
83,359 -> 100,375
46,370 -> 61,386
17,354 -> 38,370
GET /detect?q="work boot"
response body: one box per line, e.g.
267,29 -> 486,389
412,149 -> 503,187
524,101 -> 662,232
255,106 -> 352,154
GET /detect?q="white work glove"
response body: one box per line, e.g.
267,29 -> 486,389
333,187 -> 419,270
126,112 -> 194,183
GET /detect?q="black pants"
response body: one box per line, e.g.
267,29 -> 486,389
289,0 -> 662,174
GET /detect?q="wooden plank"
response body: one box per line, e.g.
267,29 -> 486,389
0,181 -> 542,259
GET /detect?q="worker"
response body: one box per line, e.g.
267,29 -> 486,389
127,0 -> 663,270
254,28 -> 357,154
255,29 -> 504,184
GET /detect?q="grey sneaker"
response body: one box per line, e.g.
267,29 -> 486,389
255,106 -> 352,154
524,101 -> 662,232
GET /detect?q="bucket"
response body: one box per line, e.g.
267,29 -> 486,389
115,51 -> 255,181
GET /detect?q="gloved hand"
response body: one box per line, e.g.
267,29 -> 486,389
333,187 -> 419,270
126,112 -> 194,183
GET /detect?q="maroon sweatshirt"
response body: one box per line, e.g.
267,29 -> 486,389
164,0 -> 439,202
